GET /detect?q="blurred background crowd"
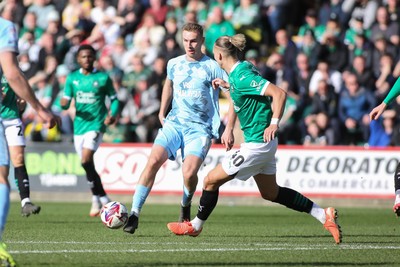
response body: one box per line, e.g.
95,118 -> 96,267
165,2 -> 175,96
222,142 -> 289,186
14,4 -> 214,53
1,0 -> 400,147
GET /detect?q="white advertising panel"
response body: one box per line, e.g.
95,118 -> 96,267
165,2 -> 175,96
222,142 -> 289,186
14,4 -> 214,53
96,144 -> 397,199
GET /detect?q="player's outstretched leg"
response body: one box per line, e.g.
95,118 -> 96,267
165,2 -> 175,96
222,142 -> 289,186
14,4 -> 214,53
323,207 -> 342,244
0,242 -> 16,267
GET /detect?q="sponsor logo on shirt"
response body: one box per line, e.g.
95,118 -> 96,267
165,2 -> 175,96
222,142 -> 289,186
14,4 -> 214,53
76,91 -> 96,104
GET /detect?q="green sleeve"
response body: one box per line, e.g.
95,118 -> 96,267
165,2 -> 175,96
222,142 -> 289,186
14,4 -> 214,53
383,77 -> 400,105
105,76 -> 119,117
61,75 -> 73,110
109,97 -> 120,117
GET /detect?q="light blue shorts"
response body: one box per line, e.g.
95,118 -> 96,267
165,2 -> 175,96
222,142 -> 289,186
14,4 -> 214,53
154,121 -> 212,161
0,121 -> 10,166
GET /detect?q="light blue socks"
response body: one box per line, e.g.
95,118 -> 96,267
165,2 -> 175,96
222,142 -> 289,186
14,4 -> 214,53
0,184 -> 10,240
131,185 -> 151,217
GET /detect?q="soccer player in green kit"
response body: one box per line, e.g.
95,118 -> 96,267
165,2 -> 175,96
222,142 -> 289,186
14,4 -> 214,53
1,77 -> 41,216
370,77 -> 400,217
167,34 -> 342,244
61,44 -> 120,217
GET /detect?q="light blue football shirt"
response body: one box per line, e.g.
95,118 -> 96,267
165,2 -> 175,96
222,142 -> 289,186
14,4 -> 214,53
0,18 -> 19,115
166,54 -> 228,139
0,18 -> 18,165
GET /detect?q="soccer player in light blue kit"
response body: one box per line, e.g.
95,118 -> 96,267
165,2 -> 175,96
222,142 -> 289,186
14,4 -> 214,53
0,17 -> 60,266
123,23 -> 235,234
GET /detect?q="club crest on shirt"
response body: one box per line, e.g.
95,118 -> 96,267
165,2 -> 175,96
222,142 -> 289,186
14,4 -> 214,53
250,80 -> 262,89
93,81 -> 99,87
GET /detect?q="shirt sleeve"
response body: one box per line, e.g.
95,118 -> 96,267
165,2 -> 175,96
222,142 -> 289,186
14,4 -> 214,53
383,77 -> 400,105
0,20 -> 18,54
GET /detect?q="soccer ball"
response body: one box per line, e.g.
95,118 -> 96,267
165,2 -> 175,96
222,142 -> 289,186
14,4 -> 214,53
100,201 -> 129,229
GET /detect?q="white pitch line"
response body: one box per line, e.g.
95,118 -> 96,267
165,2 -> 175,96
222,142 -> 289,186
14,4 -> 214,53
9,245 -> 400,254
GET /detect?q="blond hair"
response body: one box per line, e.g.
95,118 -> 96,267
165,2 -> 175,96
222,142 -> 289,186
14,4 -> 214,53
215,34 -> 246,58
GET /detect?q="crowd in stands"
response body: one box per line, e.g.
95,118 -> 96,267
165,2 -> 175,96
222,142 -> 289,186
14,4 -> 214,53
1,0 -> 400,147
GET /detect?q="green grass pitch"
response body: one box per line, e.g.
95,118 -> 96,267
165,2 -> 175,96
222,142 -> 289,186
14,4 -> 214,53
3,202 -> 400,266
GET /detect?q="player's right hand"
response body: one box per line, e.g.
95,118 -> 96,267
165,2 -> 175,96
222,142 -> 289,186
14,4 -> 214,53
38,109 -> 61,129
212,78 -> 229,90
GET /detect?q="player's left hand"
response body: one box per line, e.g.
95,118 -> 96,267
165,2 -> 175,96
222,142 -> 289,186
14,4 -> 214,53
264,124 -> 278,142
104,116 -> 116,125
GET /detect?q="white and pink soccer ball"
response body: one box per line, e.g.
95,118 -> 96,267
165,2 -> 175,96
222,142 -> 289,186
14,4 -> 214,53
100,201 -> 128,229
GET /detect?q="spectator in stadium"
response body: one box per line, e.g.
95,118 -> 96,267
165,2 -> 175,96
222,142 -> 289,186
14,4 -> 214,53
275,29 -> 298,71
296,29 -> 322,70
318,0 -> 346,27
343,17 -> 371,50
115,0 -> 144,41
18,52 -> 38,80
26,0 -> 57,31
370,77 -> 400,217
123,23 -> 234,235
207,0 -> 235,22
19,11 -> 44,41
374,53 -> 396,104
318,31 -> 348,72
0,16 -> 59,267
90,0 -> 117,25
342,0 -> 379,31
231,0 -> 261,49
186,0 -> 208,26
160,34 -> 184,63
347,31 -> 373,69
260,0 -> 292,39
120,75 -> 161,142
121,54 -> 153,91
371,33 -> 398,80
297,9 -> 326,44
368,109 -> 396,147
148,55 -> 167,101
62,0 -> 93,31
167,0 -> 187,29
370,5 -> 399,47
309,60 -> 342,96
339,72 -> 376,145
344,55 -> 375,90
36,32 -> 56,71
302,79 -> 340,145
385,0 -> 400,24
63,28 -> 86,71
166,33 -> 342,245
303,120 -> 328,146
292,52 -> 312,121
61,44 -> 120,217
51,64 -> 74,136
204,6 -> 235,57
132,13 -> 165,50
143,0 -> 169,26
263,52 -> 296,98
